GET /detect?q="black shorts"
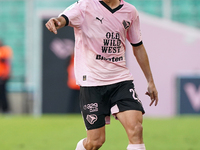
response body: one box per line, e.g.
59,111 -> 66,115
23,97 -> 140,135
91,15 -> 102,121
80,80 -> 145,130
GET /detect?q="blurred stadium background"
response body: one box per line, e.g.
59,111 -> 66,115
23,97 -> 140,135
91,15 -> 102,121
0,0 -> 200,116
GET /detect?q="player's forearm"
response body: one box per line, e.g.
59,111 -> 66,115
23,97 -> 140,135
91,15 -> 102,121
132,44 -> 154,84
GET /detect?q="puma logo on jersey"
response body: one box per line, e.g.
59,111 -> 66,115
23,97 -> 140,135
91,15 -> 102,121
96,17 -> 104,24
122,20 -> 130,29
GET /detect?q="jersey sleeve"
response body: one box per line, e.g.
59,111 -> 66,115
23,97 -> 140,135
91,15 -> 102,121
59,0 -> 85,28
127,9 -> 143,47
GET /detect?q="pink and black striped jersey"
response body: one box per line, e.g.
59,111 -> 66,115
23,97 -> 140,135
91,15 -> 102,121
60,0 -> 142,86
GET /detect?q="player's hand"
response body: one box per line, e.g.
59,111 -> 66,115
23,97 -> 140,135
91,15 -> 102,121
45,18 -> 61,34
145,81 -> 158,106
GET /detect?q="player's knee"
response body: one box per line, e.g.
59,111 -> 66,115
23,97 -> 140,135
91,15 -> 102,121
87,137 -> 105,149
92,138 -> 105,149
128,122 -> 143,142
134,123 -> 143,135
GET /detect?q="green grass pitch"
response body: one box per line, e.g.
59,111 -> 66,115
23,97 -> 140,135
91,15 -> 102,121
0,114 -> 200,150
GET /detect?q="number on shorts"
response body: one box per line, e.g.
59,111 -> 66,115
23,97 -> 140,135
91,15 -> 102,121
129,88 -> 142,104
129,89 -> 138,99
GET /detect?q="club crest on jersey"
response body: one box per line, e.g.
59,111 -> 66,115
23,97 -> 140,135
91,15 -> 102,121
122,20 -> 130,29
86,114 -> 98,124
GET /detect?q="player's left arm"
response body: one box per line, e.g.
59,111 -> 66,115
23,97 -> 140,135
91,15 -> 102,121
132,44 -> 158,106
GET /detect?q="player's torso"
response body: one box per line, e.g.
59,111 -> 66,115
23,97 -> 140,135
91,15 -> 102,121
75,0 -> 134,86
80,0 -> 133,58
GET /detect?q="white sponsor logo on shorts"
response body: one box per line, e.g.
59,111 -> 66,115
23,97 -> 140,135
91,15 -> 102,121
83,103 -> 98,112
86,114 -> 98,124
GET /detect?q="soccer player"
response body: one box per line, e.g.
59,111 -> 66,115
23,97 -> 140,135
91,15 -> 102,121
45,0 -> 158,149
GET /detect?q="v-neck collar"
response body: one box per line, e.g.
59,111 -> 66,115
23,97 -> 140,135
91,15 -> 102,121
99,0 -> 123,14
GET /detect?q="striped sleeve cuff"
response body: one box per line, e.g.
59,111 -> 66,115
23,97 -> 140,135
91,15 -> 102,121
61,14 -> 69,26
131,41 -> 143,47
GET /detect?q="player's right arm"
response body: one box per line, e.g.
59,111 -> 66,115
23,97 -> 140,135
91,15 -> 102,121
45,16 -> 66,34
